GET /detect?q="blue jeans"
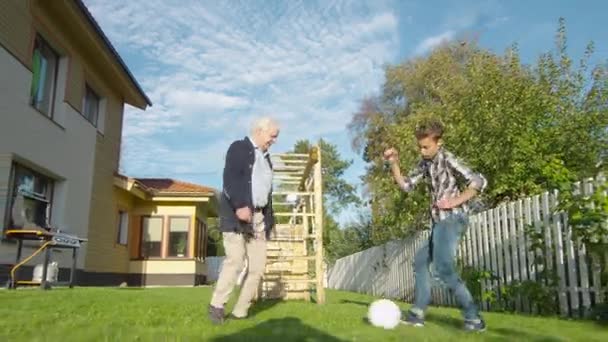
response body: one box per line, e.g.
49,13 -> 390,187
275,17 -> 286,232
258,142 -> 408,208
412,213 -> 479,320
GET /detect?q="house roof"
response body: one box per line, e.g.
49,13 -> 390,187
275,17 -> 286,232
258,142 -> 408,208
74,0 -> 152,107
134,178 -> 216,196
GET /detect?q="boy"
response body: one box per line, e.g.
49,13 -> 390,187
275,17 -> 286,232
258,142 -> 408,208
383,119 -> 487,332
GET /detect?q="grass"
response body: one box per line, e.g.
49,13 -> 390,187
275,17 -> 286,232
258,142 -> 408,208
0,286 -> 606,341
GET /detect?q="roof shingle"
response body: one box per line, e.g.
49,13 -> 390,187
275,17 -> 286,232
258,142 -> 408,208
135,178 -> 216,195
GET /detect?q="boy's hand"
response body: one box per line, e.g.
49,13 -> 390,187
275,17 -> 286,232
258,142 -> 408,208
383,148 -> 399,163
436,197 -> 460,209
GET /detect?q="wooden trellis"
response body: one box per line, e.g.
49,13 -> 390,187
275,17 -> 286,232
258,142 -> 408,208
258,146 -> 325,304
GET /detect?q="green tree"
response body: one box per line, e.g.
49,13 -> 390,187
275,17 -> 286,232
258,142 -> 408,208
293,139 -> 360,212
291,139 -> 363,261
324,211 -> 374,263
350,18 -> 608,244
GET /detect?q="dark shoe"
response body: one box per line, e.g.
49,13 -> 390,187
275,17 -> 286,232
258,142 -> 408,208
464,318 -> 486,332
208,305 -> 225,325
400,310 -> 425,327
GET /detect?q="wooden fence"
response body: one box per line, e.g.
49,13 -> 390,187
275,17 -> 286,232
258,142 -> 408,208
327,177 -> 607,317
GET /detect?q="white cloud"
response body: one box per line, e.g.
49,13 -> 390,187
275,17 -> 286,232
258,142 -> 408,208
164,90 -> 249,114
414,30 -> 455,55
83,0 -> 399,188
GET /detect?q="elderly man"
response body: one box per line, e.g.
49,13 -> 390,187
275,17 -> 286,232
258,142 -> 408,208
208,117 -> 279,324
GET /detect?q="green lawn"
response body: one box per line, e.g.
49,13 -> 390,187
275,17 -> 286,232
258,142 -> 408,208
0,287 -> 606,341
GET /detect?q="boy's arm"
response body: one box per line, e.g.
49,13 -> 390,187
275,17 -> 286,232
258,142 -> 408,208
439,152 -> 487,208
389,159 -> 426,192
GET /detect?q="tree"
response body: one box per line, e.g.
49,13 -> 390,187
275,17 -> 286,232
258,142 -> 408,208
324,210 -> 374,263
291,139 -> 363,261
292,139 -> 360,213
349,18 -> 608,244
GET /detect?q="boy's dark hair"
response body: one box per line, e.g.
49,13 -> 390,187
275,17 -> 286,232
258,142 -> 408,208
415,119 -> 444,141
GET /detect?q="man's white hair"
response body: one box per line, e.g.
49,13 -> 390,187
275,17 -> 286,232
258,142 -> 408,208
250,116 -> 279,135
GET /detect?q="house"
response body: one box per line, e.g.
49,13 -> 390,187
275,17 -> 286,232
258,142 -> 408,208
0,0 -> 218,287
113,176 -> 218,286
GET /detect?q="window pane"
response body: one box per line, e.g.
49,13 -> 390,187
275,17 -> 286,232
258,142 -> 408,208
20,196 -> 47,227
142,217 -> 162,258
30,37 -> 57,116
117,211 -> 128,245
9,165 -> 53,229
84,85 -> 99,126
168,217 -> 189,257
14,166 -> 50,200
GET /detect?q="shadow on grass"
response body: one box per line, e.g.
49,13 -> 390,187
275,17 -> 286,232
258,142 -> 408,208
210,317 -> 346,342
491,328 -> 563,342
339,299 -> 371,307
248,298 -> 282,317
427,313 -> 563,342
425,313 -> 461,330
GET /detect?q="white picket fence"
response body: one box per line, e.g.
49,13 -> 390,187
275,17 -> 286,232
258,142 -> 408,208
328,176 -> 607,317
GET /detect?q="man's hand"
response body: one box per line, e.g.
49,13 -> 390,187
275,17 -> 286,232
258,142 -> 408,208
383,147 -> 399,164
236,207 -> 252,223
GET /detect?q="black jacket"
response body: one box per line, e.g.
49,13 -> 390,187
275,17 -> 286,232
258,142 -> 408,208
219,137 -> 275,239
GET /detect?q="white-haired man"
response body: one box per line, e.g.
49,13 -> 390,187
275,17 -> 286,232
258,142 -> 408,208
208,117 -> 279,324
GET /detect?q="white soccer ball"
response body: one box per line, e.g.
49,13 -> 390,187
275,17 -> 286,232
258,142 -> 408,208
367,299 -> 402,330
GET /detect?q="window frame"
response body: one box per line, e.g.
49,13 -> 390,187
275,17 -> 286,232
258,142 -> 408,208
137,215 -> 198,260
139,215 -> 164,259
82,83 -> 100,127
167,216 -> 191,258
29,34 -> 59,119
3,163 -> 54,233
116,210 -> 129,246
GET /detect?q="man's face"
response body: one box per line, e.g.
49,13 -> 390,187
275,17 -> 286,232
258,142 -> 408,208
254,126 -> 279,151
417,136 -> 441,160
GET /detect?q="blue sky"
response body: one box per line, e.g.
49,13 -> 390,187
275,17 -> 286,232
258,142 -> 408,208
83,0 -> 607,224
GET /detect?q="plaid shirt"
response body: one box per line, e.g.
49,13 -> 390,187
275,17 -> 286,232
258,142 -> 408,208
401,147 -> 487,223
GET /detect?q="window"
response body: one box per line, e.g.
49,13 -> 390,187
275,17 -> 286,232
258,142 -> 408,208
83,84 -> 100,126
30,35 -> 59,117
168,217 -> 189,257
6,164 -> 54,230
137,215 -> 195,259
117,210 -> 128,245
141,217 -> 163,258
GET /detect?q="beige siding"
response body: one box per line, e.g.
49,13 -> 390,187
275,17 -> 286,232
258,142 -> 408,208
133,204 -> 196,217
84,116 -> 127,274
0,0 -> 32,68
84,187 -> 135,273
129,260 -> 197,274
65,58 -> 84,113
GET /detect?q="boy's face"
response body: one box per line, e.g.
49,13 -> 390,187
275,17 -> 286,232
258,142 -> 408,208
417,136 -> 442,160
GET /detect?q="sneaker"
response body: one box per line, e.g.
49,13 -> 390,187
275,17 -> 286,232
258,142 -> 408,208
464,318 -> 486,332
208,305 -> 225,325
400,310 -> 425,327
229,313 -> 247,320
